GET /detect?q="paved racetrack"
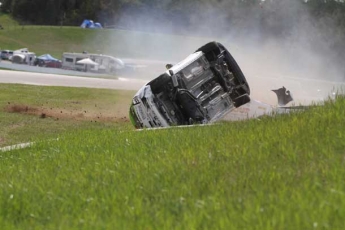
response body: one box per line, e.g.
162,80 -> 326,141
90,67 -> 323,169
0,69 -> 147,91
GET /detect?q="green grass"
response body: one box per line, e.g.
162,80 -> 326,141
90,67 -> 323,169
0,14 -> 19,28
0,84 -> 135,147
1,91 -> 345,229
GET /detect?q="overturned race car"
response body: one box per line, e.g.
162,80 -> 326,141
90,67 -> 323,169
129,41 -> 251,129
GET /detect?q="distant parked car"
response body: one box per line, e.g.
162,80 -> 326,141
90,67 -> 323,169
1,50 -> 13,60
44,60 -> 62,68
34,54 -> 62,68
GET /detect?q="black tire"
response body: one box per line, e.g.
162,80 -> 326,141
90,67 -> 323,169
196,42 -> 221,62
196,41 -> 250,96
233,94 -> 251,108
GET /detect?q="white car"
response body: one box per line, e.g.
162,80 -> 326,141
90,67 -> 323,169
1,50 -> 13,60
129,41 -> 251,129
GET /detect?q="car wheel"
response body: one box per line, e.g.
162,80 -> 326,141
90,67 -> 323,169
196,41 -> 250,96
233,94 -> 251,108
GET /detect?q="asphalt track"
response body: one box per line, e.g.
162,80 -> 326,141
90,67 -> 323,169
0,69 -> 147,91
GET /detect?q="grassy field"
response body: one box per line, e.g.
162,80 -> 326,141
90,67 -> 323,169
0,91 -> 345,229
0,84 -> 135,147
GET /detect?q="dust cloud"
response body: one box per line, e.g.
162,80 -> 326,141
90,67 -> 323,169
105,1 -> 345,105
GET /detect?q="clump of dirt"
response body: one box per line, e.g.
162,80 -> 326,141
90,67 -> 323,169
6,105 -> 38,113
4,104 -> 130,123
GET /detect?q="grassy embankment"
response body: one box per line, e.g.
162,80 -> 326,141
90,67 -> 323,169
1,93 -> 345,229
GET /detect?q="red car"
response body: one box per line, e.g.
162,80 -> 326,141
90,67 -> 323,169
35,54 -> 62,68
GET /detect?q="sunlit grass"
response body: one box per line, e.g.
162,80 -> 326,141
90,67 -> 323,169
0,84 -> 134,147
1,95 -> 345,229
0,14 -> 19,28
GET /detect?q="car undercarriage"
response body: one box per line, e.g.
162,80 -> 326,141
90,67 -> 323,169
129,41 -> 251,129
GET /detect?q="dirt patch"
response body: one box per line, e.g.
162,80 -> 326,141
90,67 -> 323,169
6,104 -> 38,114
4,104 -> 130,123
0,137 -> 5,145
